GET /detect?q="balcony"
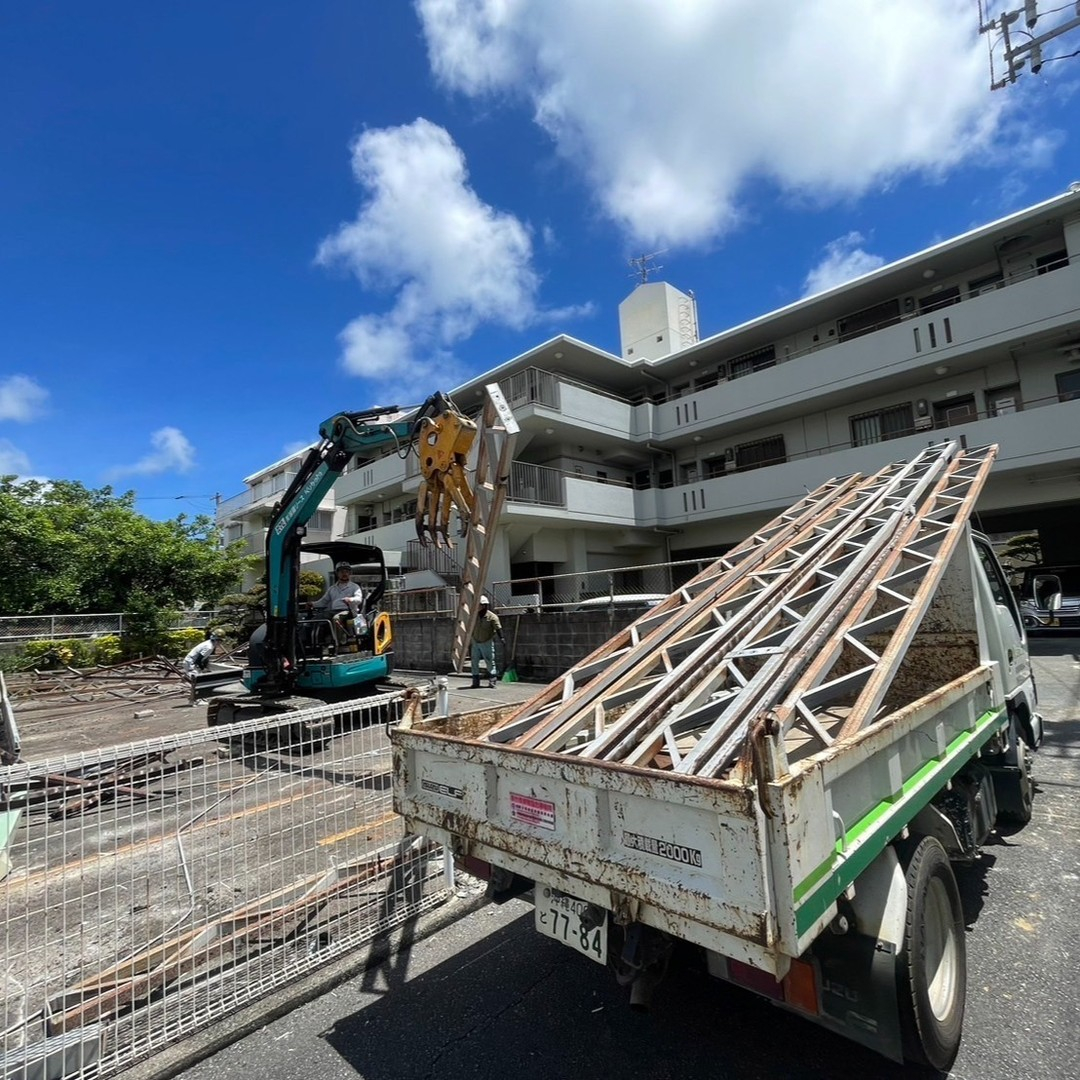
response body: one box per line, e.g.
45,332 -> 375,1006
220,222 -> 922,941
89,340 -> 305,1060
216,471 -> 298,522
335,453 -> 408,503
651,259 -> 1080,441
508,461 -> 564,507
646,390 -> 1080,527
498,366 -> 635,439
504,460 -> 638,524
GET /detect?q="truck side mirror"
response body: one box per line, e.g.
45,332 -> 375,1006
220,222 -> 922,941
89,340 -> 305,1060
1047,592 -> 1063,613
1033,574 -> 1063,609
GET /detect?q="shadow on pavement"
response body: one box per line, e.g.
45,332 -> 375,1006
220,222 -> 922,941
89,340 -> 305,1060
320,907 -> 921,1080
1025,633 -> 1080,659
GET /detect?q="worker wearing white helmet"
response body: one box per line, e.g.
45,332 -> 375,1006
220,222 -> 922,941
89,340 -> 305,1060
470,594 -> 505,689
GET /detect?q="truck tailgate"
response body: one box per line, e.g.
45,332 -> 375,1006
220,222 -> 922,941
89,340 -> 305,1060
392,707 -> 778,970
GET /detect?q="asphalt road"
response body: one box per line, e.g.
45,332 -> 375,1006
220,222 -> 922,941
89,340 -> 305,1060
171,640 -> 1080,1080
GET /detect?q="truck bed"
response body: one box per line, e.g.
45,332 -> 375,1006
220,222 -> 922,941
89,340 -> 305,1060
392,663 -> 1002,975
393,443 -> 1018,974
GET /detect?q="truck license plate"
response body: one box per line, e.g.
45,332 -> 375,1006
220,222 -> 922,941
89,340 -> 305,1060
534,886 -> 607,965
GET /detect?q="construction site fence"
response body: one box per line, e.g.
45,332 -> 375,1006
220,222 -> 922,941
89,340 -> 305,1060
0,687 -> 448,1080
0,611 -> 220,644
386,558 -> 726,618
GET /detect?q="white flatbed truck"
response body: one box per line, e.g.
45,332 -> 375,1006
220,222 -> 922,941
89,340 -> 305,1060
391,441 -> 1043,1070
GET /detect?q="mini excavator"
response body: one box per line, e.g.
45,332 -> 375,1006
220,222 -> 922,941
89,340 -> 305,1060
208,386 -> 516,730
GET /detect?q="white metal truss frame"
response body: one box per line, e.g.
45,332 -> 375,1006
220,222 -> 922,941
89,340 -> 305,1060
483,441 -> 997,779
450,384 -> 520,673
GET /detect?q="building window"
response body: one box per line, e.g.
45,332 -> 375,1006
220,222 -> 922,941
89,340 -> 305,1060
1036,249 -> 1068,274
1056,369 -> 1080,402
837,299 -> 901,342
918,286 -> 961,314
986,384 -> 1022,416
933,394 -> 978,429
704,457 -> 727,479
633,469 -> 651,490
728,345 -> 776,380
733,435 -> 786,472
658,469 -> 674,489
311,509 -> 334,532
968,271 -> 1003,296
850,403 -> 915,446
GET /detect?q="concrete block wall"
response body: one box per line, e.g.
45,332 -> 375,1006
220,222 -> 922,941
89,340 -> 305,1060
392,610 -> 642,682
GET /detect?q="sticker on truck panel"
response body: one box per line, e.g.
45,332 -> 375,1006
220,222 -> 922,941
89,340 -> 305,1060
623,829 -> 703,867
510,792 -> 556,830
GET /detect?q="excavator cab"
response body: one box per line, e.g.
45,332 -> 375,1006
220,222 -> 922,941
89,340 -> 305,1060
298,541 -> 389,658
242,541 -> 394,700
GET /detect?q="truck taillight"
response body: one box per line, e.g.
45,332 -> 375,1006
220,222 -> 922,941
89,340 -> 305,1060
727,957 -> 820,1016
782,958 -> 820,1016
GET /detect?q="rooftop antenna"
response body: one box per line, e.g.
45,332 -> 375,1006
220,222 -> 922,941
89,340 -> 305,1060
628,250 -> 667,284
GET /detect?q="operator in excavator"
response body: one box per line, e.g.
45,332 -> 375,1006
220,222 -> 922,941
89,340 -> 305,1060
309,561 -> 366,646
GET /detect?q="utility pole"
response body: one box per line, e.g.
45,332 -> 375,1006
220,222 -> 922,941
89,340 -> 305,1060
980,1 -> 1080,88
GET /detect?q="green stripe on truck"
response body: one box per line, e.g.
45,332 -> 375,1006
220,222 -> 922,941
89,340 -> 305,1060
793,707 -> 1004,939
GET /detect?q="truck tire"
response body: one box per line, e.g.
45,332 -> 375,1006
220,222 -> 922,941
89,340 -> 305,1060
896,836 -> 966,1071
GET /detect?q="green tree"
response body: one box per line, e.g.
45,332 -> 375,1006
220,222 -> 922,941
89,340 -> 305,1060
0,478 -> 244,616
997,532 -> 1042,579
216,568 -> 325,641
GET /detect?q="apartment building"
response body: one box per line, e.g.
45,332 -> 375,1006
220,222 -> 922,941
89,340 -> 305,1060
216,445 -> 344,588
225,186 -> 1080,595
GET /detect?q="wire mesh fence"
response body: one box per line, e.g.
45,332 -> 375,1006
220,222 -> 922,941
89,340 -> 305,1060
0,612 -> 220,644
1,688 -> 445,1079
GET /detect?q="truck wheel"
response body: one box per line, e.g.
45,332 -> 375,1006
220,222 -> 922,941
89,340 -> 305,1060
897,836 -> 966,1071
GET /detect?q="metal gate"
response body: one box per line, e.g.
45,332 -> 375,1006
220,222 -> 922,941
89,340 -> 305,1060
1,690 -> 447,1079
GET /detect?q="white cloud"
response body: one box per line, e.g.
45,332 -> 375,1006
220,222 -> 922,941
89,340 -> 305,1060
107,427 -> 196,479
0,374 -> 49,422
802,232 -> 885,297
317,118 -> 541,395
0,438 -> 32,476
417,0 -> 1009,248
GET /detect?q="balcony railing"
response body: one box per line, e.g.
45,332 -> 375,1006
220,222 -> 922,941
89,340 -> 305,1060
508,461 -> 565,506
645,253 -> 1076,403
216,471 -> 298,520
499,366 -> 561,410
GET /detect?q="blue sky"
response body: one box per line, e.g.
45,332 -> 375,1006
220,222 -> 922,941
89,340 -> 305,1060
3,1 -> 1080,520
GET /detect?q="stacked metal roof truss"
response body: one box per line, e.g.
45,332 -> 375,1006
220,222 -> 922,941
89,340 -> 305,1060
484,440 -> 997,779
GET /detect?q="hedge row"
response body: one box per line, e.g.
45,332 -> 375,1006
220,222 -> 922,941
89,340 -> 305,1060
21,628 -> 210,670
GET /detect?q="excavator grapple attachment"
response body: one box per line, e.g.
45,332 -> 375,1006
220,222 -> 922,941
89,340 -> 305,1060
413,408 -> 477,546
